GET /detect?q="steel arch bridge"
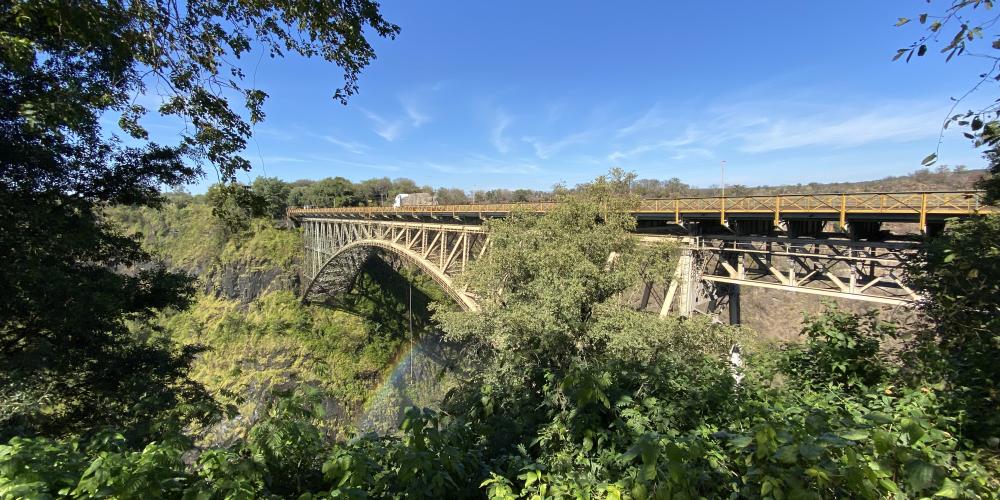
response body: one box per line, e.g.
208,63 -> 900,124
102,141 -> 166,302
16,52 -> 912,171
300,219 -> 488,312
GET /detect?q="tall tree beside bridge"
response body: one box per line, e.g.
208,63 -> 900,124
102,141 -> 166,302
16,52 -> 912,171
0,0 -> 398,439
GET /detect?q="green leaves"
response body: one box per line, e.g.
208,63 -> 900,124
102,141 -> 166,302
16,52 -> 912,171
838,429 -> 869,441
905,459 -> 938,492
935,478 -> 961,498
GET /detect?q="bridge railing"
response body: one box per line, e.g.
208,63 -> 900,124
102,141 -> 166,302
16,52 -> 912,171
288,190 -> 990,220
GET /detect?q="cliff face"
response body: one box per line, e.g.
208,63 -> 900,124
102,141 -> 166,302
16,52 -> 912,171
201,257 -> 300,303
106,203 -> 302,302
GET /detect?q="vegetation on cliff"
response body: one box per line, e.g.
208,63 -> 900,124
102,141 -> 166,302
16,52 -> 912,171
108,195 -> 456,446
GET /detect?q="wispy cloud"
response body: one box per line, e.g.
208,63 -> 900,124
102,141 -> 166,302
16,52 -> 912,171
361,109 -> 404,141
306,155 -> 402,172
401,96 -> 430,127
253,126 -> 295,141
525,130 -> 592,159
256,155 -> 308,164
730,107 -> 941,153
491,111 -> 512,154
322,135 -> 367,155
361,94 -> 432,141
608,127 -> 702,162
426,154 -> 541,175
616,103 -> 669,138
605,99 -> 945,163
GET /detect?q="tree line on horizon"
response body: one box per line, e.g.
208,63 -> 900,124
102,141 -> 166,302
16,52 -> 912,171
196,164 -> 986,226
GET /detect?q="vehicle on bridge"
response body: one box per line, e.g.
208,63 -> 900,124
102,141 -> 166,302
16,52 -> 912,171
392,192 -> 435,208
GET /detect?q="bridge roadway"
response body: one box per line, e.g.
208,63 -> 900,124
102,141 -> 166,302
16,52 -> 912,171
289,190 -> 992,236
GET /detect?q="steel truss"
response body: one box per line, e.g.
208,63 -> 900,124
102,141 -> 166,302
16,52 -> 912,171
300,218 -> 488,311
693,236 -> 919,305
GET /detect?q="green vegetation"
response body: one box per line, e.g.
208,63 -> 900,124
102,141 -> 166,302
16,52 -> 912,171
4,0 -> 1000,496
110,196 -> 454,444
907,213 -> 1000,442
250,166 -> 987,215
0,0 -> 396,442
5,174 -> 1000,498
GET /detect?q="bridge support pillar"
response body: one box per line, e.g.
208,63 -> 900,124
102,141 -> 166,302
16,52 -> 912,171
726,252 -> 741,325
728,283 -> 741,325
661,247 -> 695,318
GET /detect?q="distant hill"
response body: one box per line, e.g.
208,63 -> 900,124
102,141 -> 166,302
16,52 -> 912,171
721,166 -> 988,196
632,166 -> 988,200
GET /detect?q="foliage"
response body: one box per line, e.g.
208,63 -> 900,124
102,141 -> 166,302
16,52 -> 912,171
263,166 -> 984,214
304,176 -> 357,208
436,170 -> 649,381
0,187 -> 218,440
894,1 -> 1000,200
104,201 -> 230,271
252,176 -> 292,220
907,214 -> 1000,442
2,0 -> 397,182
107,197 -> 300,276
981,150 -> 1000,203
5,172 -> 1000,497
206,182 -> 267,232
106,192 -> 456,443
782,307 -> 896,392
0,0 -> 396,442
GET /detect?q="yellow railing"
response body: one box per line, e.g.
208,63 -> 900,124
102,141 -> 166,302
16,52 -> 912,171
288,190 -> 993,225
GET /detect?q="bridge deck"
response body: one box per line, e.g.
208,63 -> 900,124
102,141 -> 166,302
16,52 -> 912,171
288,190 -> 992,227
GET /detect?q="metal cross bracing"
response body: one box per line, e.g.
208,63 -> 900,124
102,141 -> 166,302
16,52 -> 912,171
693,235 -> 920,306
300,218 -> 488,312
288,190 -> 993,231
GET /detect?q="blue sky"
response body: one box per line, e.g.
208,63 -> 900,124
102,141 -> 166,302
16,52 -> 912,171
149,1 -> 993,192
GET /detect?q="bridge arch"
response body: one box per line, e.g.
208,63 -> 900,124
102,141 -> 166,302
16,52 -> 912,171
303,239 -> 480,312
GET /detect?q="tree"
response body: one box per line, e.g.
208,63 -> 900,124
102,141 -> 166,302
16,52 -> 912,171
907,215 -> 1000,441
894,1 -> 1000,202
356,177 -> 392,205
306,177 -> 356,208
0,0 -> 397,438
511,188 -> 532,202
206,182 -> 267,232
434,187 -> 469,205
390,178 -> 419,198
252,176 -> 292,220
434,172 -> 688,428
288,186 -> 310,208
894,0 -> 1000,442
